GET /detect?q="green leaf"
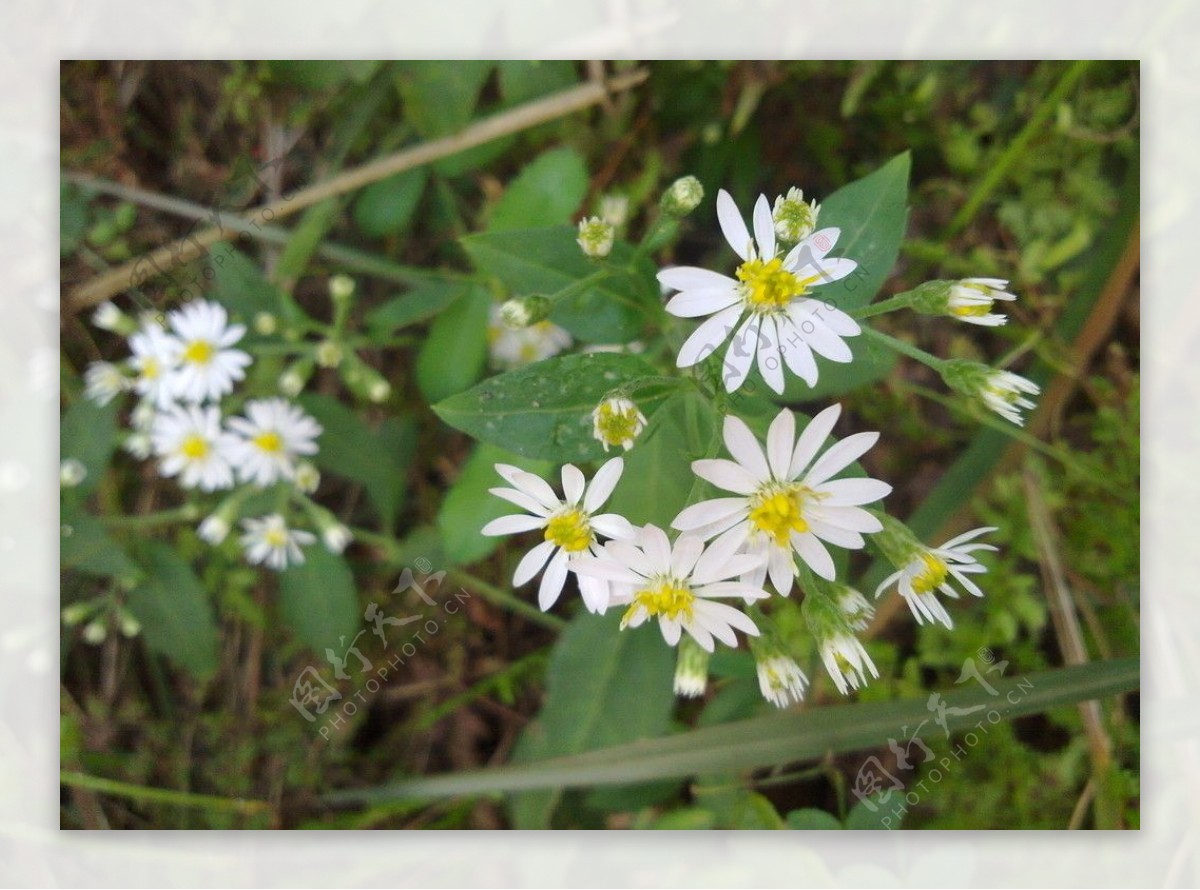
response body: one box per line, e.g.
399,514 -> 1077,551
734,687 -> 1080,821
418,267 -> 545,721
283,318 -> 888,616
126,542 -> 219,678
296,394 -> 416,530
487,147 -> 588,232
786,808 -> 844,830
507,612 -> 676,827
394,61 -> 493,139
208,247 -> 288,320
267,60 -> 382,90
278,544 -> 360,654
60,397 -> 119,497
770,327 -> 898,403
327,658 -> 1138,803
273,198 -> 342,287
460,227 -> 654,343
432,352 -> 675,463
818,151 -> 911,312
607,390 -> 717,528
845,794 -> 894,830
60,509 -> 142,583
353,168 -> 428,238
415,285 -> 492,404
61,182 -> 90,256
365,280 -> 467,336
436,443 -> 551,567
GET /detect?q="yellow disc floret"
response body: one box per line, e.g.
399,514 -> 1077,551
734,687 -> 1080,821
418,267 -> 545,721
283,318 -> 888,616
626,580 -> 695,625
748,484 -> 810,546
736,257 -> 806,311
183,339 -> 216,365
911,551 -> 948,594
544,508 -> 593,553
179,434 -> 210,460
264,527 -> 289,548
253,430 -> 284,453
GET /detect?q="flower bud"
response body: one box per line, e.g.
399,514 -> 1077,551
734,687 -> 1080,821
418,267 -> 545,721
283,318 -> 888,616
253,311 -> 278,335
315,339 -> 343,369
673,636 -> 710,698
500,294 -> 552,330
661,175 -> 704,218
591,395 -> 648,452
942,359 -> 1040,426
60,458 -> 87,488
576,216 -> 615,258
329,274 -> 356,303
92,302 -> 137,335
772,187 -> 820,243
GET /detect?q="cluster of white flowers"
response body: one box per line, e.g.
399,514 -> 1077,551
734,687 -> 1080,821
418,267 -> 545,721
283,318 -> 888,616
83,299 -> 344,570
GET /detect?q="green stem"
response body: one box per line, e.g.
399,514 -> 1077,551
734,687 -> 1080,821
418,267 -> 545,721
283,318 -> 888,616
945,60 -> 1092,237
850,294 -> 913,320
60,770 -> 272,816
548,269 -> 610,306
102,506 -> 198,528
861,327 -> 947,372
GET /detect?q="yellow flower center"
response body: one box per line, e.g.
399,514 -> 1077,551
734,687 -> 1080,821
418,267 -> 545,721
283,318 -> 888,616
544,508 -> 593,553
182,339 -> 216,365
748,485 -> 810,547
951,303 -> 992,318
142,357 -> 160,380
626,580 -> 695,624
264,527 -> 289,548
596,401 -> 641,447
911,552 -> 948,594
179,434 -> 210,460
252,431 -> 284,454
736,257 -> 806,311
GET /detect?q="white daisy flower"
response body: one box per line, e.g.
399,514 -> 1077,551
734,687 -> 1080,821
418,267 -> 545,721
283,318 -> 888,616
224,398 -> 322,487
755,654 -> 809,708
83,361 -> 129,406
239,513 -> 316,571
482,458 -> 635,613
149,403 -> 236,491
487,304 -> 572,369
672,405 -> 891,591
658,188 -> 861,394
591,396 -> 648,452
947,278 -> 1017,326
875,526 -> 998,629
166,300 -> 252,402
819,632 -> 879,695
128,321 -> 182,409
979,370 -> 1041,426
572,524 -> 769,652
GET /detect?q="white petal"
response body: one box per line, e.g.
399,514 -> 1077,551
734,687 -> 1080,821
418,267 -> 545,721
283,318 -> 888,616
639,524 -> 673,573
660,617 -> 684,647
508,469 -> 562,512
789,404 -> 842,480
590,513 -> 637,541
575,572 -> 611,613
815,477 -> 892,506
584,457 -> 624,513
666,287 -> 741,318
693,523 -> 752,585
693,581 -> 770,601
806,504 -> 883,534
572,553 -> 646,586
804,431 -> 879,486
940,526 -> 998,549
752,194 -> 775,259
513,540 -> 556,586
489,486 -> 553,517
481,514 -> 546,536
722,414 -> 770,480
676,304 -> 743,368
538,549 -> 570,610
692,459 -> 759,495
684,620 -> 715,653
672,497 -> 749,532
792,532 -> 835,580
767,546 -> 796,595
658,266 -> 736,293
692,608 -> 737,648
561,464 -> 586,506
606,540 -> 658,578
777,319 -> 819,387
697,600 -> 760,637
783,227 -> 841,268
670,534 -> 706,578
756,316 -> 785,395
789,303 -> 853,362
765,409 -> 795,482
717,189 -> 752,261
803,256 -> 857,286
805,518 -> 864,549
722,314 -> 759,393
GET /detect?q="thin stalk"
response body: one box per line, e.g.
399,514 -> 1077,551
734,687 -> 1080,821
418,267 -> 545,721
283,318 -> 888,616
60,770 -> 272,816
446,569 -> 566,633
850,294 -> 912,320
861,326 -> 947,372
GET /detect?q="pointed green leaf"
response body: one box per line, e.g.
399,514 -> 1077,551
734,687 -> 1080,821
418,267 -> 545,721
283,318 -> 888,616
126,542 -> 219,678
278,544 -> 360,654
415,286 -> 492,404
487,147 -> 588,232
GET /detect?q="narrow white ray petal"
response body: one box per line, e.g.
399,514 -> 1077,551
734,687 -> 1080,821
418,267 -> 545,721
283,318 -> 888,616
693,607 -> 738,648
693,581 -> 771,601
575,573 -> 611,613
660,617 -> 684,647
777,319 -> 819,387
509,469 -> 562,511
788,403 -> 842,479
657,266 -> 737,293
940,526 -> 999,549
803,431 -> 880,486
698,600 -> 760,637
802,256 -> 857,285
789,305 -> 853,362
752,194 -> 775,259
489,487 -> 554,517
722,314 -> 759,393
805,517 -> 865,549
571,553 -> 646,586
583,457 -> 624,513
606,540 -> 658,578
783,226 -> 841,268
513,540 -> 556,586
561,464 -> 586,506
766,409 -> 796,481
792,531 -> 835,580
639,524 -> 673,573
722,414 -> 770,479
589,513 -> 637,541
716,189 -> 753,261
666,287 -> 741,318
757,317 -> 785,394
814,477 -> 893,506
806,504 -> 883,534
692,459 -> 760,495
692,522 -> 752,584
672,497 -> 749,532
538,549 -> 570,610
481,514 -> 546,536
671,534 -> 706,578
684,620 -> 715,653
676,304 -> 743,368
768,545 -> 796,595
